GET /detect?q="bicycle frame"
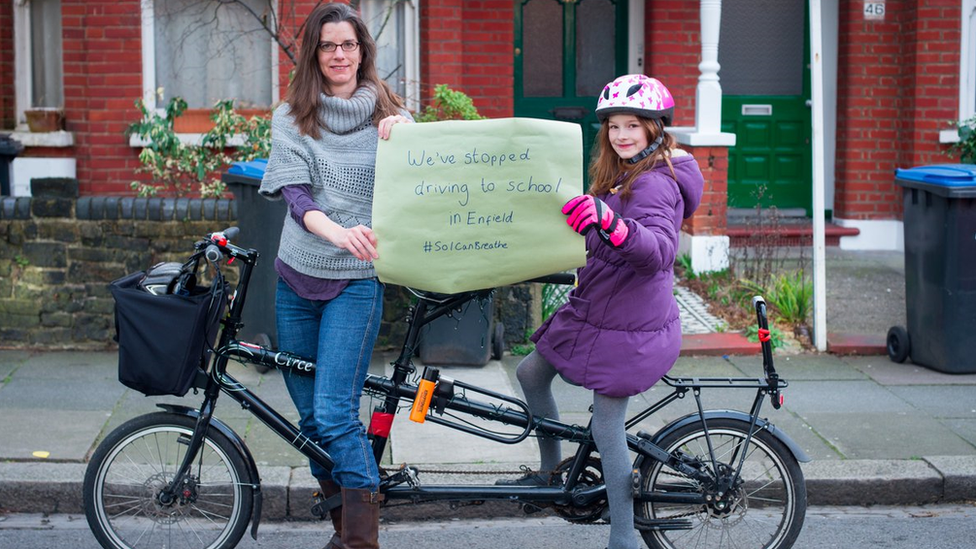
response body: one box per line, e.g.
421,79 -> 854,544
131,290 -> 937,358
162,230 -> 807,528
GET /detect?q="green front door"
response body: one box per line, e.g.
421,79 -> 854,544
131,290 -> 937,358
720,0 -> 811,214
514,0 -> 627,190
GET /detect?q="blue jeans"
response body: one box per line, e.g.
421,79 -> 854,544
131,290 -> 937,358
275,278 -> 383,491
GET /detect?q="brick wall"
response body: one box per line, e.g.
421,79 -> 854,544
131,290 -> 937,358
645,0 -> 700,128
0,0 -> 13,130
681,146 -> 729,236
420,0 -> 513,119
461,0 -> 514,119
835,0 -> 960,220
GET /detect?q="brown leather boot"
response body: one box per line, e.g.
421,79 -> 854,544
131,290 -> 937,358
340,487 -> 384,549
317,479 -> 343,549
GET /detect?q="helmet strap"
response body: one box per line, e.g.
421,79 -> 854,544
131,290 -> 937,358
627,119 -> 665,165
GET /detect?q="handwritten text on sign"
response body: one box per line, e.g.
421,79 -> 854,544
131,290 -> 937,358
372,118 -> 586,294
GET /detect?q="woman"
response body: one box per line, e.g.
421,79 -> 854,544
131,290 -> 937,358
501,74 -> 704,549
259,4 -> 410,548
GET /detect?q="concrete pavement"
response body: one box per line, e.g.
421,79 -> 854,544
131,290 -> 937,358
1,248 -> 975,522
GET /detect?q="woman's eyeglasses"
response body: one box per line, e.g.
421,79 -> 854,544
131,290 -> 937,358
317,41 -> 359,53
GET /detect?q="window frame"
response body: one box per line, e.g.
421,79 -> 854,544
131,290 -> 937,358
138,0 -> 280,115
13,0 -> 65,129
360,0 -> 420,113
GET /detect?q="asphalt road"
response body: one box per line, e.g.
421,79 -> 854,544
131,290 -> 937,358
2,504 -> 975,549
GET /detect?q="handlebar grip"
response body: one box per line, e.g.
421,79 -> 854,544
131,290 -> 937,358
205,244 -> 222,263
223,226 -> 240,240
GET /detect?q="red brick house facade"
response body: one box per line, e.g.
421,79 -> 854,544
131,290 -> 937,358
0,0 -> 969,263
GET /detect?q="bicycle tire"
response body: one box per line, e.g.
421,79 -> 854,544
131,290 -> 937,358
636,418 -> 806,549
83,412 -> 253,549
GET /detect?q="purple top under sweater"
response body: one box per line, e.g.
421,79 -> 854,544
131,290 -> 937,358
276,185 -> 348,301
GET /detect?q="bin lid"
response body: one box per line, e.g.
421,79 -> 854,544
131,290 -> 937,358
0,134 -> 25,155
222,158 -> 268,186
895,164 -> 976,186
227,158 -> 268,178
894,164 -> 976,197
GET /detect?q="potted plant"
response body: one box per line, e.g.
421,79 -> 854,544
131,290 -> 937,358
25,107 -> 65,132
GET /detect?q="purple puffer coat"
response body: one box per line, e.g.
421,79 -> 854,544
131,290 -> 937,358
531,153 -> 704,397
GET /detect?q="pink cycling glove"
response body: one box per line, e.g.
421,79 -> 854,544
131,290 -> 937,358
561,195 -> 629,247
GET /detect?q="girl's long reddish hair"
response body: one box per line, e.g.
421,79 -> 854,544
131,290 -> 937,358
286,2 -> 405,138
587,117 -> 676,200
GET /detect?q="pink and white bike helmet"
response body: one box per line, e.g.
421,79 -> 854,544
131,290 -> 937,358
595,74 -> 674,126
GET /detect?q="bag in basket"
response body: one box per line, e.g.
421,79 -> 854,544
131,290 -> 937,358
109,270 -> 226,396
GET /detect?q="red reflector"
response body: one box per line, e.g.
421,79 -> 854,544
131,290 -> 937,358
779,394 -> 785,406
368,412 -> 395,438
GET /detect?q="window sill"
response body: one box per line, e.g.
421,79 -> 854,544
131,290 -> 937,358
128,134 -> 247,147
940,129 -> 960,144
8,130 -> 75,148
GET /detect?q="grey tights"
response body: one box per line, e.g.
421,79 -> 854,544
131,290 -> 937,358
516,351 -> 640,549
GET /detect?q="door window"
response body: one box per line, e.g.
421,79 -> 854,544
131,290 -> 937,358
522,0 -> 564,97
576,0 -> 616,96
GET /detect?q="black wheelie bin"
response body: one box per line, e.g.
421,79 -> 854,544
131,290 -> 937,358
223,159 -> 286,356
889,164 -> 976,373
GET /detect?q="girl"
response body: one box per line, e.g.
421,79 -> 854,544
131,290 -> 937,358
503,74 -> 704,549
259,3 -> 410,548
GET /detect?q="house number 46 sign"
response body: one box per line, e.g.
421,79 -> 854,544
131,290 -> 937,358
864,1 -> 885,21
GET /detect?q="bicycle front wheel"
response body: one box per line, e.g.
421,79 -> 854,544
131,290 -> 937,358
83,412 -> 253,549
637,418 -> 806,549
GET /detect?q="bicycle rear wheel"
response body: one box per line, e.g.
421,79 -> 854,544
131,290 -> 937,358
637,418 -> 806,549
83,412 -> 253,549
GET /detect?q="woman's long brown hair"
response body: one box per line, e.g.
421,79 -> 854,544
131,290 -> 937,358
587,117 -> 676,200
286,2 -> 405,139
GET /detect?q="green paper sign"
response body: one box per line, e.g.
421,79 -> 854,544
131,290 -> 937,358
372,117 -> 587,293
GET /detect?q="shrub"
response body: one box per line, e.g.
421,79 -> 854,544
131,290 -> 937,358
415,84 -> 486,122
126,93 -> 270,198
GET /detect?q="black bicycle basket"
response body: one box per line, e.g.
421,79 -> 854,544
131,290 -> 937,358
109,268 -> 227,397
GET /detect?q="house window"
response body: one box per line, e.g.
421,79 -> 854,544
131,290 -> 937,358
30,0 -> 64,108
361,0 -> 420,112
13,0 -> 65,126
145,0 -> 274,111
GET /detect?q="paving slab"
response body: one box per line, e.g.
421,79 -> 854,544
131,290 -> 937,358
798,412 -> 975,460
784,380 -> 916,414
886,385 -> 976,418
0,408 -> 107,461
846,356 -> 976,386
0,376 -> 125,411
12,351 -> 117,378
942,418 -> 976,448
0,350 -> 29,379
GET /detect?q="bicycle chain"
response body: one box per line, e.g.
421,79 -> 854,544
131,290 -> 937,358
386,466 -> 702,526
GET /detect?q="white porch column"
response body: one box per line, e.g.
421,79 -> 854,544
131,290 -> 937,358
670,0 -> 735,274
696,0 -> 723,135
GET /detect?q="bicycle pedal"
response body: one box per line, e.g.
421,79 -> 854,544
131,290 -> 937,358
310,490 -> 342,520
631,468 -> 641,498
310,492 -> 327,519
